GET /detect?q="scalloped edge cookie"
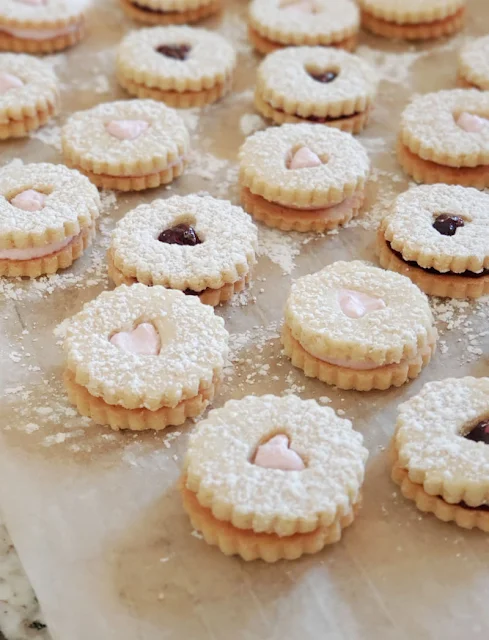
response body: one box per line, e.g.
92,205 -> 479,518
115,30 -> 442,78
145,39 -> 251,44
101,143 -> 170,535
120,0 -> 220,25
360,7 -> 464,40
458,35 -> 489,91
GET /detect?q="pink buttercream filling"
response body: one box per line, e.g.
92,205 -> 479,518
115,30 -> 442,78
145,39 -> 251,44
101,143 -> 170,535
105,119 -> 149,141
456,112 -> 489,133
338,288 -> 386,319
110,322 -> 161,356
254,434 -> 305,471
0,23 -> 79,41
0,72 -> 24,94
288,146 -> 322,170
0,235 -> 73,261
10,189 -> 47,212
285,190 -> 363,213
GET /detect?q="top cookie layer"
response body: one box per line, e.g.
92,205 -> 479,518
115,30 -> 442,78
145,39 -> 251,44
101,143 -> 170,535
185,394 -> 368,536
239,123 -> 370,207
134,0 -> 214,10
400,89 -> 489,168
395,377 -> 489,507
249,0 -> 359,46
61,99 -> 190,177
357,0 -> 465,24
256,47 -> 378,118
116,26 -> 237,93
285,260 -> 435,365
0,0 -> 87,28
458,35 -> 489,90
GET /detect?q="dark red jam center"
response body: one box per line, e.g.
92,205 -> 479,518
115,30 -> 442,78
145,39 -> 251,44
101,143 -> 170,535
309,70 -> 338,83
387,242 -> 489,279
433,214 -> 465,236
465,419 -> 489,445
156,44 -> 191,60
158,224 -> 201,246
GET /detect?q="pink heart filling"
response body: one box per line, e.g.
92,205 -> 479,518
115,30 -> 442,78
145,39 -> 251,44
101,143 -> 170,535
0,72 -> 24,94
288,146 -> 322,170
338,288 -> 386,319
456,112 -> 488,133
110,322 -> 161,356
105,119 -> 149,141
10,189 -> 46,212
254,434 -> 305,471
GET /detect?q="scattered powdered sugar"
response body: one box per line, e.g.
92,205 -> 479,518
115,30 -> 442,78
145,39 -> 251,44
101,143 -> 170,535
257,226 -> 301,275
357,46 -> 425,86
30,124 -> 62,152
240,113 -> 267,137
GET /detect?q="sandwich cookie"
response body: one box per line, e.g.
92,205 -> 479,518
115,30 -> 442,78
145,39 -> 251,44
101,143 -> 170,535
108,194 -> 258,306
458,35 -> 489,90
61,99 -> 190,191
0,162 -> 100,277
181,395 -> 368,561
64,284 -> 229,431
282,260 -> 437,391
120,0 -> 220,25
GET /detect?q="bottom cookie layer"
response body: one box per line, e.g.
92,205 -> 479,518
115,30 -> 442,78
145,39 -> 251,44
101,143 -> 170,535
0,103 -> 57,140
0,225 -> 94,278
64,369 -> 218,431
360,8 -> 464,40
391,454 -> 489,532
181,481 -> 358,562
66,158 -> 187,191
0,22 -> 85,53
282,324 -> 436,391
247,25 -> 357,55
120,0 -> 220,24
397,141 -> 489,189
254,92 -> 370,134
240,186 -> 364,232
376,232 -> 489,299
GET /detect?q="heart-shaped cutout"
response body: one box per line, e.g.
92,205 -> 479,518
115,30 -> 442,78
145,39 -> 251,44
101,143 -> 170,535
105,119 -> 149,141
10,189 -> 46,212
288,146 -> 322,170
338,289 -> 386,319
0,72 -> 24,94
110,322 -> 161,356
456,112 -> 488,133
254,434 -> 305,471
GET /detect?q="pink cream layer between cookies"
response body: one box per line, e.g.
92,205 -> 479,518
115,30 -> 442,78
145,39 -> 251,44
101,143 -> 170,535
0,23 -> 81,41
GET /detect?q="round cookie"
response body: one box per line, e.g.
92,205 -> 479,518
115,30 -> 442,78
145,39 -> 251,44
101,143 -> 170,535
248,0 -> 359,55
64,284 -> 229,431
458,36 -> 489,90
0,53 -> 59,139
120,0 -> 220,25
182,394 -> 368,561
255,46 -> 378,133
358,0 -> 465,40
239,123 -> 369,232
377,184 -> 489,299
108,194 -> 258,306
116,26 -> 236,108
392,377 -> 489,532
0,0 -> 86,54
282,260 -> 437,391
0,162 -> 100,278
61,99 -> 190,191
398,89 -> 489,190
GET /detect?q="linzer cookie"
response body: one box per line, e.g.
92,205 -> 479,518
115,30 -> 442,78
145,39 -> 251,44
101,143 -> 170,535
398,89 -> 489,189
120,0 -> 220,25
108,194 -> 257,306
458,36 -> 489,89
392,377 -> 489,532
0,53 -> 59,139
239,123 -> 369,232
255,47 -> 378,133
61,99 -> 190,191
64,284 -> 229,431
116,26 -> 236,108
181,395 -> 368,561
358,0 -> 465,40
248,0 -> 359,55
0,0 -> 86,53
377,184 -> 489,299
0,162 -> 100,278
282,261 -> 437,391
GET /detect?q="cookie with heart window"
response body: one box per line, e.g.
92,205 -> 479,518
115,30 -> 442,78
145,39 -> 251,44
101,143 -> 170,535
239,123 -> 369,232
119,0 -> 220,25
108,194 -> 257,306
116,26 -> 236,108
181,394 -> 368,561
398,89 -> 489,189
254,47 -> 378,133
377,184 -> 489,299
392,377 -> 489,532
248,0 -> 359,55
282,261 -> 437,391
63,284 -> 229,431
61,99 -> 190,192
